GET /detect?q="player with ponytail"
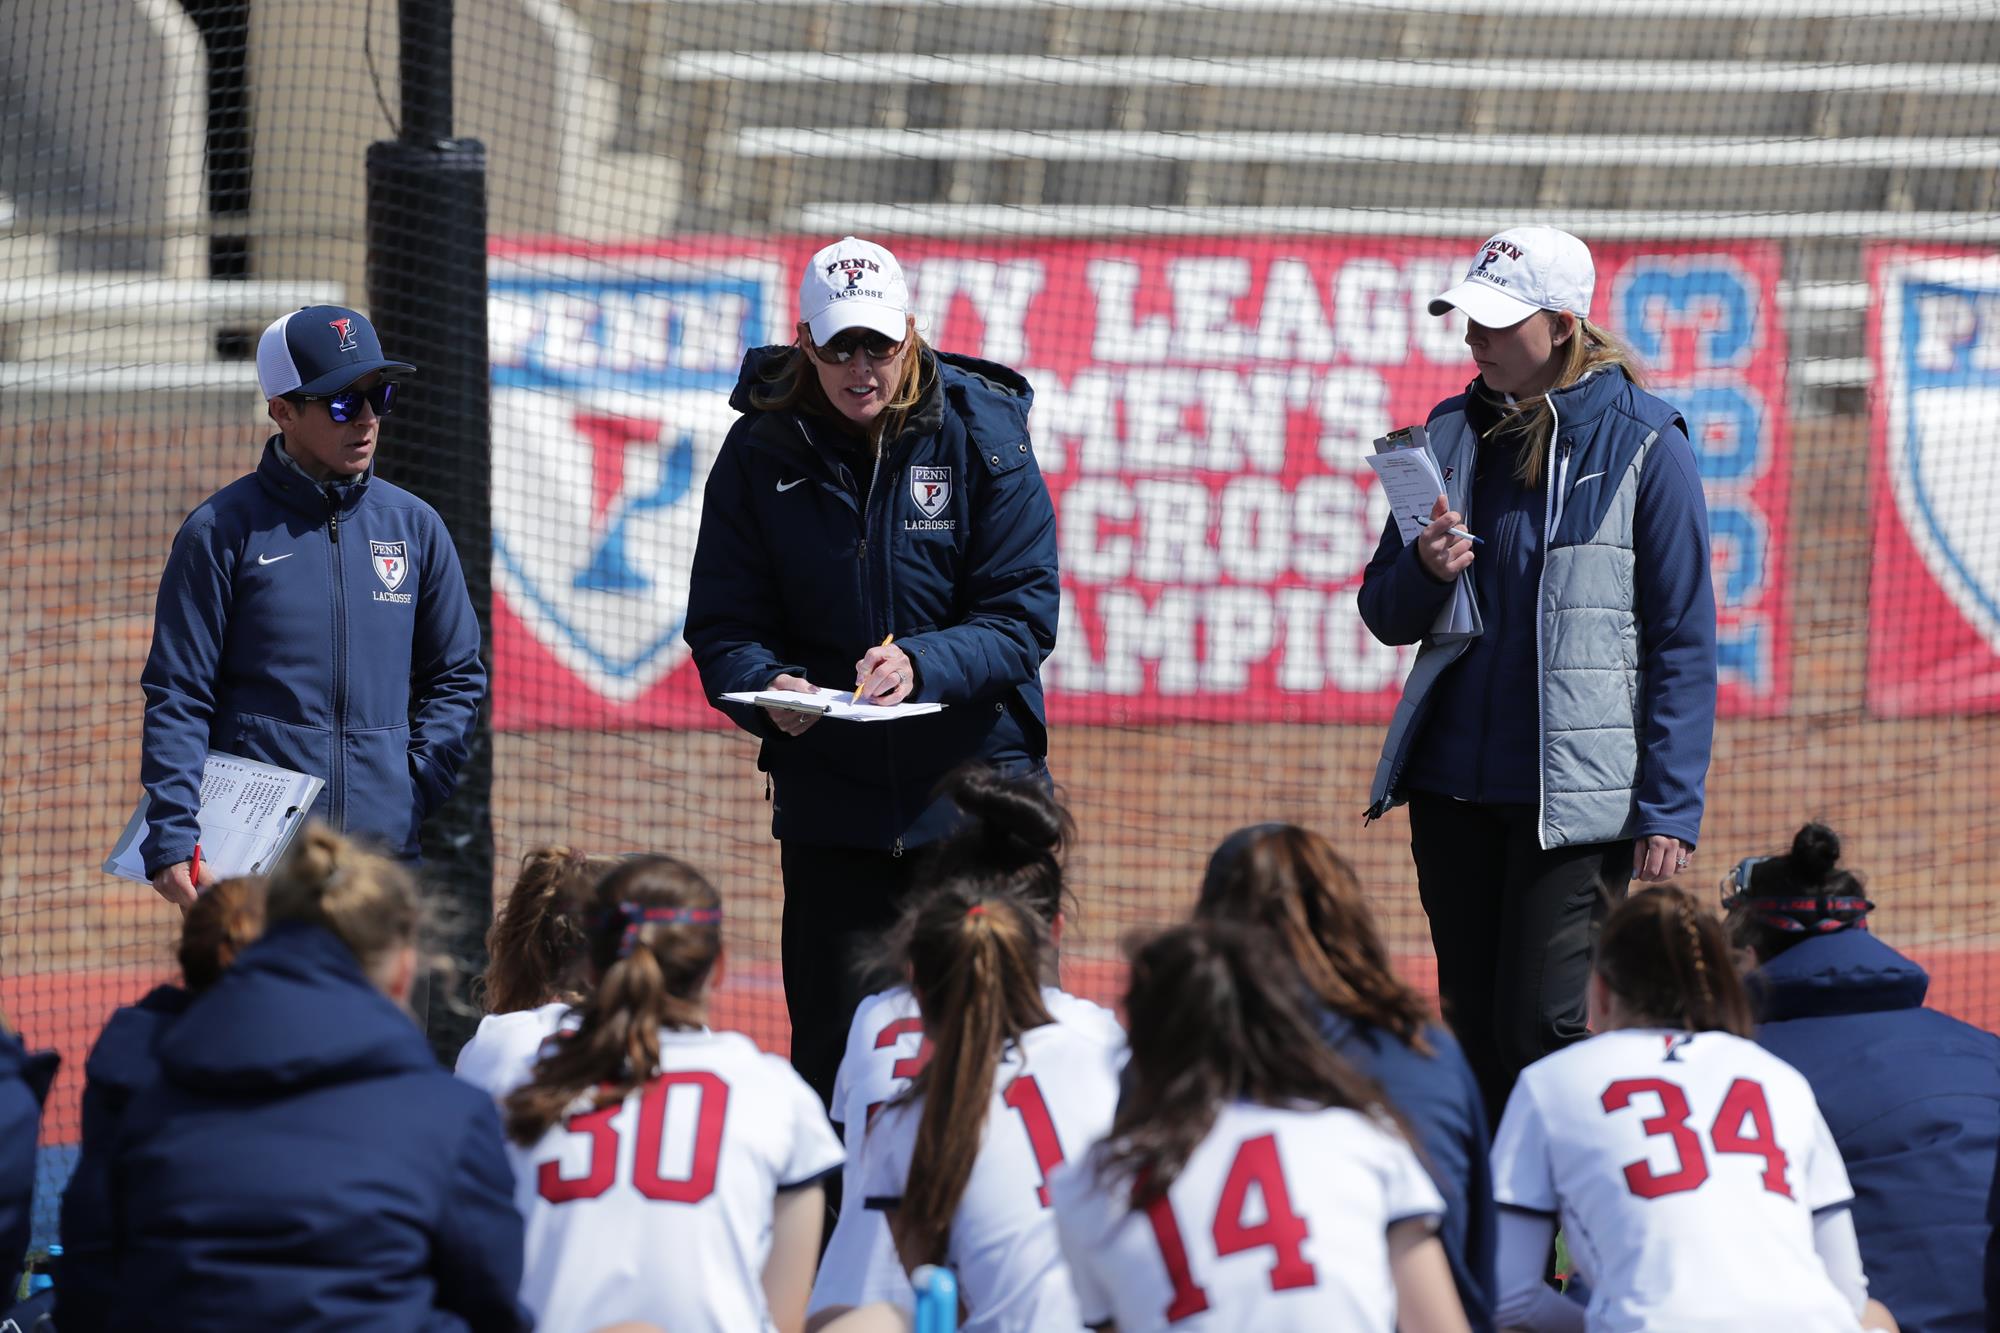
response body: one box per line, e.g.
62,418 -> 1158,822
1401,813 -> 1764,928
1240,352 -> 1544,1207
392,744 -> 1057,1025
852,879 -> 1122,1331
456,845 -> 622,1097
505,854 -> 844,1333
1051,920 -> 1467,1333
1491,885 -> 1895,1331
812,765 -> 1120,1326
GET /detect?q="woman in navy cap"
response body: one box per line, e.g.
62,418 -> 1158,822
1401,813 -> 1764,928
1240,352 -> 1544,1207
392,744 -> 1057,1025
684,237 -> 1059,1108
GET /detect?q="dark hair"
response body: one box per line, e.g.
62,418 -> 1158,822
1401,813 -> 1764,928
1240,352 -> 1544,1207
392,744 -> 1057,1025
922,765 -> 1075,926
1724,824 -> 1873,964
505,855 -> 723,1144
1195,824 -> 1431,1053
1597,886 -> 1753,1037
481,846 -> 624,1014
888,882 -> 1053,1268
1096,921 -> 1391,1208
179,876 -> 268,992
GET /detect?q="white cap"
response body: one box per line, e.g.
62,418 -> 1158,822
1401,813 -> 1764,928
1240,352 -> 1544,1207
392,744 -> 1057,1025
799,236 -> 910,344
1428,226 -> 1595,328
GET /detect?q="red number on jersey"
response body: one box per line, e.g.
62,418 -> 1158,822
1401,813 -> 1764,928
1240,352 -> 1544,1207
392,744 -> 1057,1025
1001,1073 -> 1067,1207
1601,1076 -> 1792,1200
537,1072 -> 730,1206
1143,1132 -> 1319,1324
865,1016 -> 932,1127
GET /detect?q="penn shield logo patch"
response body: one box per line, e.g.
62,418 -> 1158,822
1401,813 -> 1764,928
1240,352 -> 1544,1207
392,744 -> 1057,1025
371,540 -> 409,591
911,466 -> 951,520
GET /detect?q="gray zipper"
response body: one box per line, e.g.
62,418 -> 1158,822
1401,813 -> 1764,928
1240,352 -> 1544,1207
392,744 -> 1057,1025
1535,398 -> 1570,850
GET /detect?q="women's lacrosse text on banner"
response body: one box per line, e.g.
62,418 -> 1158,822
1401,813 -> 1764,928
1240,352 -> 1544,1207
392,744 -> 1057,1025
488,237 -> 1790,730
1868,248 -> 2000,716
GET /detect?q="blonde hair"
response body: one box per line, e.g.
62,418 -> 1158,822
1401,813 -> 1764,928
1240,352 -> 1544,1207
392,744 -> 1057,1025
1491,314 -> 1648,488
179,875 -> 268,992
481,846 -> 622,1014
265,823 -> 421,980
750,320 -> 932,447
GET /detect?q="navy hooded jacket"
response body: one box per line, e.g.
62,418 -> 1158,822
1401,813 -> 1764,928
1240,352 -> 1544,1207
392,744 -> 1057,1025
140,438 -> 486,873
685,349 -> 1058,851
0,1027 -> 57,1315
1754,930 -> 2000,1333
56,984 -> 189,1330
91,922 -> 528,1331
1320,1011 -> 1497,1332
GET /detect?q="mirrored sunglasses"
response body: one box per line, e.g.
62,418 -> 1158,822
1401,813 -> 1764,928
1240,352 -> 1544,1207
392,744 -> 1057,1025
290,381 -> 397,423
807,328 -> 905,365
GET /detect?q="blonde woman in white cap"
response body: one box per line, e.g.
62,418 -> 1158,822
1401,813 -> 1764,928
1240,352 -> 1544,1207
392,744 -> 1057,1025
1358,226 -> 1718,1125
684,237 -> 1059,1111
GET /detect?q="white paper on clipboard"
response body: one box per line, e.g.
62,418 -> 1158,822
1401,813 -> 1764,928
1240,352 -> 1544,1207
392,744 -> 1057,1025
104,751 -> 324,884
1368,426 -> 1477,636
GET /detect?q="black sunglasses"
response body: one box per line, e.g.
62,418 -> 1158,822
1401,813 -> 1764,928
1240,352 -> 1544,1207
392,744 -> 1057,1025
289,381 -> 397,423
803,326 -> 906,365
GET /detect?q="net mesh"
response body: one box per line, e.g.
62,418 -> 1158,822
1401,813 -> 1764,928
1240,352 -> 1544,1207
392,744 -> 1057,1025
5,0 -> 2000,1255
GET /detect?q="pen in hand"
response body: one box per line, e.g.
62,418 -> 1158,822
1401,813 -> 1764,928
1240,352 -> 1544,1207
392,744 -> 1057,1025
191,843 -> 203,893
852,633 -> 895,704
1413,515 -> 1484,546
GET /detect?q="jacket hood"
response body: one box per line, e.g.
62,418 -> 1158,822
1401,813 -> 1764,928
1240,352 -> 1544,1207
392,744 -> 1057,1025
1753,929 -> 1929,1022
0,1025 -> 60,1106
84,984 -> 190,1096
158,920 -> 435,1095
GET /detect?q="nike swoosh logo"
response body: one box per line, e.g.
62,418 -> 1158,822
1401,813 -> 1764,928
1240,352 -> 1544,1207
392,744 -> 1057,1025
257,552 -> 295,565
775,478 -> 807,493
1572,471 -> 1606,488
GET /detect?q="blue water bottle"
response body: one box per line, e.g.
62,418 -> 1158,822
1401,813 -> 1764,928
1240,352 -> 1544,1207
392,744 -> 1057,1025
912,1263 -> 959,1333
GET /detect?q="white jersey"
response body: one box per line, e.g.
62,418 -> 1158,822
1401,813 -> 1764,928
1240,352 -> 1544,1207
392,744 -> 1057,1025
854,1019 -> 1123,1332
812,984 -> 1124,1316
1049,1101 -> 1444,1333
508,1028 -> 844,1333
454,1002 -> 573,1100
1492,1029 -> 1860,1333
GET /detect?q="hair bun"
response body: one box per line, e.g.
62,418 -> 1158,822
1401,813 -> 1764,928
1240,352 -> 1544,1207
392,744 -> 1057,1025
941,765 -> 1067,861
1788,823 -> 1842,884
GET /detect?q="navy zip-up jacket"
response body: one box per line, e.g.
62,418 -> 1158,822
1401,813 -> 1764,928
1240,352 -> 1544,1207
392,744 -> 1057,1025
140,439 -> 485,872
685,349 -> 1058,850
0,1028 -> 57,1315
1359,371 -> 1715,847
92,921 -> 528,1331
1319,1011 -> 1497,1332
1753,931 -> 2000,1333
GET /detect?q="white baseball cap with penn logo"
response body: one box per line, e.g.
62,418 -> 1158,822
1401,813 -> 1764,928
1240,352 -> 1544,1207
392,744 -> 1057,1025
1428,226 -> 1596,329
799,236 -> 911,344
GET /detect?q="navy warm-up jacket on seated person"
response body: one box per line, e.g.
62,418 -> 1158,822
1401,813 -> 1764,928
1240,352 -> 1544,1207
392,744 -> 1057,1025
85,921 -> 528,1332
1320,1008 -> 1498,1332
685,347 -> 1059,851
1753,929 -> 2000,1333
0,1026 -> 57,1317
55,984 -> 189,1329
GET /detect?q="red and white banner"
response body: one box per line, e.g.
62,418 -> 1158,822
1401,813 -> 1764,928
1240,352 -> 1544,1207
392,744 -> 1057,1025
488,237 -> 1790,730
1868,247 -> 2000,716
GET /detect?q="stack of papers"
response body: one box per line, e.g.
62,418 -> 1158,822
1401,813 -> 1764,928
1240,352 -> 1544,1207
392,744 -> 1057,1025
105,751 -> 323,884
1366,426 -> 1476,636
721,685 -> 945,722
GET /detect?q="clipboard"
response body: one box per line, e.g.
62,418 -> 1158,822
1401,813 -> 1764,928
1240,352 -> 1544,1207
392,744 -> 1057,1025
104,750 -> 324,884
720,686 -> 945,722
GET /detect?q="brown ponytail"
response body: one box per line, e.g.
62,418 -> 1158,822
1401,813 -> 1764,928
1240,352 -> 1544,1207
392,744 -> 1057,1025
481,846 -> 623,1014
889,884 -> 1053,1268
505,855 -> 722,1145
1195,824 -> 1431,1053
265,823 -> 420,982
178,875 -> 268,992
1099,921 -> 1392,1207
1596,886 -> 1752,1037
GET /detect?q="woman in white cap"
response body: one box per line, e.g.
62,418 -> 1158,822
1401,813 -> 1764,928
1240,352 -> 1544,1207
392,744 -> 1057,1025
1357,226 -> 1717,1127
684,237 -> 1059,1113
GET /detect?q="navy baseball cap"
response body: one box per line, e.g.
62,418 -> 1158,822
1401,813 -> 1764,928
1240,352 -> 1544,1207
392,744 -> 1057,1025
256,304 -> 414,398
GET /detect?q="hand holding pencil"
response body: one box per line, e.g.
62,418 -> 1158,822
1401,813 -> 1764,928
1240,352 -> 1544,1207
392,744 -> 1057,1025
853,633 -> 915,706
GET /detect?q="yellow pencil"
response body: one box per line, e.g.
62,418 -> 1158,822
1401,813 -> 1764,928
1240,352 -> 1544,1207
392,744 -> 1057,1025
853,633 -> 894,704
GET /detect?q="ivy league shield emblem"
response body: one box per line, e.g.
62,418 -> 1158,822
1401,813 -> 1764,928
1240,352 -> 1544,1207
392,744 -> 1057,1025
911,466 -> 951,520
371,540 -> 409,592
